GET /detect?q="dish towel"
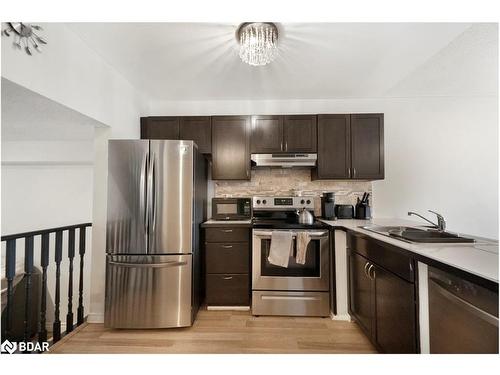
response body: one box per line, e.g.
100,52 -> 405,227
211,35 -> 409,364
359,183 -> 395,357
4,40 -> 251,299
296,232 -> 311,265
268,231 -> 293,268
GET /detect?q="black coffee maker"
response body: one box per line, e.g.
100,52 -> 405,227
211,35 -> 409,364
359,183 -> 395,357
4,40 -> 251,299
321,192 -> 336,220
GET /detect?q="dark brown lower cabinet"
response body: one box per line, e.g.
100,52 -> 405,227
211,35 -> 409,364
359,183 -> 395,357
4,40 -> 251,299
374,265 -> 417,353
349,251 -> 374,336
348,234 -> 418,353
204,226 -> 250,306
206,274 -> 249,306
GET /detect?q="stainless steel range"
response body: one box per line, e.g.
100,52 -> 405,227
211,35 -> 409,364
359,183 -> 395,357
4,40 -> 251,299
251,196 -> 330,317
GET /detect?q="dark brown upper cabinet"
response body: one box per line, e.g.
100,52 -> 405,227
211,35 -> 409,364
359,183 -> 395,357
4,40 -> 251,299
283,115 -> 317,152
250,115 -> 317,153
313,113 -> 384,180
351,114 -> 384,180
250,115 -> 283,153
313,114 -> 351,179
179,116 -> 212,154
211,116 -> 250,180
140,116 -> 179,139
141,116 -> 212,154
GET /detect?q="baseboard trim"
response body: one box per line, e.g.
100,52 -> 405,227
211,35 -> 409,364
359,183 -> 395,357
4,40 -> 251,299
331,313 -> 351,321
206,306 -> 250,311
87,313 -> 105,323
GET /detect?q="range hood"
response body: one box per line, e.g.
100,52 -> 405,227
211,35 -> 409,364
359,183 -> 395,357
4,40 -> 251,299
251,153 -> 317,168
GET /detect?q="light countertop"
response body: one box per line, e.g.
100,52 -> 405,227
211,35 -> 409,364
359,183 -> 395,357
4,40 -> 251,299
201,219 -> 252,227
319,218 -> 499,283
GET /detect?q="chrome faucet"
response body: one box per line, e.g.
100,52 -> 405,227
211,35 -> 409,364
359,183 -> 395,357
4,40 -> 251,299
408,210 -> 446,232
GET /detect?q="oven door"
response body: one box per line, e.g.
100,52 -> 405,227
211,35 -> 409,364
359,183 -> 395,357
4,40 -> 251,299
252,229 -> 330,291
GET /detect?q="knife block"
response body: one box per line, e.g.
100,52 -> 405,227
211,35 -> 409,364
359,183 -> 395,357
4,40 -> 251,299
355,204 -> 371,219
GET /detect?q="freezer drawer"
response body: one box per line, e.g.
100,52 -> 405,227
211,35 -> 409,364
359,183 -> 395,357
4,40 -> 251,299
105,254 -> 192,328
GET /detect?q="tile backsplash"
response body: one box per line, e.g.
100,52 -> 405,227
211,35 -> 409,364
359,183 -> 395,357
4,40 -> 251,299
214,168 -> 372,216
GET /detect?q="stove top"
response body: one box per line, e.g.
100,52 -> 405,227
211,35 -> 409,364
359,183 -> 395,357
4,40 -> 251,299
251,195 -> 328,230
252,219 -> 329,230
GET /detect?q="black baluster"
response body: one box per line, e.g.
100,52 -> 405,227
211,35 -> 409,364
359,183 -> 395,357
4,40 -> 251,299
77,226 -> 86,325
38,233 -> 49,344
23,236 -> 34,345
5,239 -> 16,341
53,231 -> 63,342
66,228 -> 75,333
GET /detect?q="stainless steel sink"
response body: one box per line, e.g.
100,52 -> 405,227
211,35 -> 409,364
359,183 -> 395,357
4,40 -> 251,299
360,225 -> 475,244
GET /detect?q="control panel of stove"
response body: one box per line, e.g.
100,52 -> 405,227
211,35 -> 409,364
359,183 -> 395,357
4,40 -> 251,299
252,196 -> 315,210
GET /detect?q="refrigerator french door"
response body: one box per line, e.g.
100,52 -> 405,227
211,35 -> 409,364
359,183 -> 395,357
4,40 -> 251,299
105,140 -> 206,329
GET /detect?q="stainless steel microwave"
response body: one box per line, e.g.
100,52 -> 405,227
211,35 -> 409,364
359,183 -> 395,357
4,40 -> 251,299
212,198 -> 252,220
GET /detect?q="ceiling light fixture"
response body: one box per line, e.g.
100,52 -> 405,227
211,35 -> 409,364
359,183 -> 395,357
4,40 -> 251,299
237,22 -> 278,66
2,22 -> 47,55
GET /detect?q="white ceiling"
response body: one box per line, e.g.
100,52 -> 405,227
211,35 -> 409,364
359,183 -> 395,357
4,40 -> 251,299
1,78 -> 102,141
67,23 -> 472,101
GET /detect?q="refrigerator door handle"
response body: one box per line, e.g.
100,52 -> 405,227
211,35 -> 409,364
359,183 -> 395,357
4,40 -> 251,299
140,153 -> 148,235
152,154 -> 157,231
147,152 -> 155,235
108,260 -> 188,268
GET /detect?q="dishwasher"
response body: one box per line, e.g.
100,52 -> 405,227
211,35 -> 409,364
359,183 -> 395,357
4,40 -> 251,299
428,266 -> 499,353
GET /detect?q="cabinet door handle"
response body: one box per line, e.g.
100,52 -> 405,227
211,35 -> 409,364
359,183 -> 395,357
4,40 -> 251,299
280,140 -> 283,151
221,245 -> 233,248
223,276 -> 233,280
364,262 -> 370,278
285,141 -> 288,151
221,229 -> 233,233
348,167 -> 351,178
353,167 -> 356,178
368,264 -> 376,280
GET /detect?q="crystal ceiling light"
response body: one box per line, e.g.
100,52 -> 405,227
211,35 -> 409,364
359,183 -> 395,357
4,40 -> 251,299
237,22 -> 278,66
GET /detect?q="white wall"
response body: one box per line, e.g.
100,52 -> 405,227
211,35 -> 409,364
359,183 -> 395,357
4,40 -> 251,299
1,23 -> 149,138
373,97 -> 498,239
1,141 -> 94,234
1,139 -> 94,328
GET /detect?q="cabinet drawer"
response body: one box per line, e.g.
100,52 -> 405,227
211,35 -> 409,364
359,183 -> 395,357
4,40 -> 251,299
205,227 -> 249,243
206,243 -> 249,274
347,232 -> 414,282
206,274 -> 249,306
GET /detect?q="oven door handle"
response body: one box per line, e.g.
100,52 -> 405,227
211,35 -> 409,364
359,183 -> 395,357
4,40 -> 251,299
261,295 -> 321,301
253,230 -> 329,240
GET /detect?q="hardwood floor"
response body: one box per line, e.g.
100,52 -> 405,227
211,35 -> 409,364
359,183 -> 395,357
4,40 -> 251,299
49,309 -> 377,354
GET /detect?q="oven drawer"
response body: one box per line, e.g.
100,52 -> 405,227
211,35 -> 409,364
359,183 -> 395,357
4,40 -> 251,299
206,243 -> 249,274
206,274 -> 250,306
205,227 -> 250,243
252,291 -> 330,317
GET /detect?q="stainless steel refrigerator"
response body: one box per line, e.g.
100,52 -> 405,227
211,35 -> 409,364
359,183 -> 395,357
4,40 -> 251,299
104,140 -> 206,328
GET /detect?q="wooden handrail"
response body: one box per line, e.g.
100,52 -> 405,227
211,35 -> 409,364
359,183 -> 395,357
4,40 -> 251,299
1,222 -> 92,241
